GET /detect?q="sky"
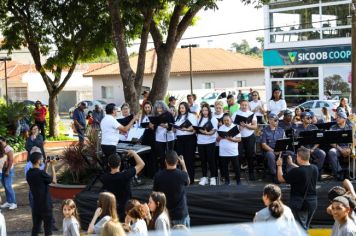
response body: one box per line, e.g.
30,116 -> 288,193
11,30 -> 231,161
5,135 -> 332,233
130,0 -> 265,53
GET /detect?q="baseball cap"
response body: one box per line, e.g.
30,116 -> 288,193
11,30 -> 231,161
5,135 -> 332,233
337,110 -> 348,119
169,96 -> 177,102
332,196 -> 350,208
268,113 -> 279,120
284,110 -> 293,116
301,112 -> 312,119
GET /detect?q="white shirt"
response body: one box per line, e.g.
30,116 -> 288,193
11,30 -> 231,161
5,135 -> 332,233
131,219 -> 148,236
268,99 -> 287,116
197,117 -> 218,145
155,126 -> 175,142
213,113 -> 224,146
0,212 -> 6,236
232,110 -> 257,138
189,102 -> 200,114
249,100 -> 264,117
175,113 -> 197,136
100,115 -> 122,145
218,124 -> 241,157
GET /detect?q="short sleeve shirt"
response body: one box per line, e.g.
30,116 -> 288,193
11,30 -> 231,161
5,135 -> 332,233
218,124 -> 241,157
73,108 -> 86,128
100,115 -> 122,145
284,165 -> 318,198
261,126 -> 285,149
197,117 -> 218,145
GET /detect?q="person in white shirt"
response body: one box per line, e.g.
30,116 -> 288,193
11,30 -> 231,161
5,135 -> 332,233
217,113 -> 242,185
187,94 -> 200,115
174,102 -> 198,184
249,91 -> 266,124
100,103 -> 138,170
116,103 -> 133,142
213,100 -> 225,179
150,100 -> 175,170
127,204 -> 148,236
331,196 -> 356,236
267,88 -> 287,118
197,103 -> 218,186
232,99 -> 258,181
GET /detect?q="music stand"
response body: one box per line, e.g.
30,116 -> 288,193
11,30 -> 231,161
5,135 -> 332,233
324,130 -> 353,144
315,122 -> 336,130
274,138 -> 292,152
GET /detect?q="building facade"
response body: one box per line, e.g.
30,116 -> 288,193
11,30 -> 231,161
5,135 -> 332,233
263,0 -> 352,106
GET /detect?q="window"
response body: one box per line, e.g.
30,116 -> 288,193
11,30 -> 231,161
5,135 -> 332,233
284,79 -> 319,106
323,66 -> 351,100
300,101 -> 314,109
203,82 -> 214,89
316,101 -> 329,108
271,67 -> 318,78
8,87 -> 27,102
101,86 -> 114,99
234,80 -> 246,87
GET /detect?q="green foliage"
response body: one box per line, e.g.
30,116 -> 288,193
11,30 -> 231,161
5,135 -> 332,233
57,166 -> 100,185
0,102 -> 32,136
6,136 -> 25,153
231,39 -> 262,58
46,135 -> 76,142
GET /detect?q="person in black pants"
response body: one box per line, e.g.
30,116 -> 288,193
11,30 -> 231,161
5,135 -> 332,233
277,147 -> 318,230
174,102 -> 197,184
26,152 -> 57,236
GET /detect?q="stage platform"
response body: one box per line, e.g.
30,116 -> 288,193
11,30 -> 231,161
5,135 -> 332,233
75,178 -> 340,229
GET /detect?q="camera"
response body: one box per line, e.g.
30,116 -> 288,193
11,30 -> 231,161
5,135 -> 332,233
46,155 -> 62,161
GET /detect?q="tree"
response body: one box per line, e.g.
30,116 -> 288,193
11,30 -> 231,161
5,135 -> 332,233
107,0 -> 220,113
324,75 -> 351,96
231,39 -> 262,57
0,0 -> 112,137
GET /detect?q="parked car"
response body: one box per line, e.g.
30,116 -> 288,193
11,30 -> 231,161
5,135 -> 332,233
198,90 -> 236,107
69,100 -> 107,118
295,100 -> 339,119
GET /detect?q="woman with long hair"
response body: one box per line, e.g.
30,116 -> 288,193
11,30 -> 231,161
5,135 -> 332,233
249,91 -> 265,124
213,100 -> 225,181
117,103 -> 132,142
25,124 -> 45,161
174,102 -> 197,184
254,184 -> 297,229
101,220 -> 126,236
197,103 -> 218,186
87,192 -> 119,235
267,88 -> 287,118
150,101 -> 175,169
338,97 -> 351,117
148,192 -> 170,236
321,106 -> 332,123
292,107 -> 302,124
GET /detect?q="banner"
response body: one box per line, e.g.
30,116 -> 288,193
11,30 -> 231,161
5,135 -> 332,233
263,45 -> 351,66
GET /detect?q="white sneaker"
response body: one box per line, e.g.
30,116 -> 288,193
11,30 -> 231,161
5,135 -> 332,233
9,203 -> 17,210
199,177 -> 209,186
0,202 -> 11,208
210,177 -> 216,186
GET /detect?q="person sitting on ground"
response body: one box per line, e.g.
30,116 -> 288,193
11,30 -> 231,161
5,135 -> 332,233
127,204 -> 148,236
100,151 -> 145,222
153,151 -> 190,227
87,192 -> 119,235
148,192 -> 170,236
26,152 -> 57,236
62,199 -> 80,236
101,219 -> 126,236
331,196 -> 356,236
254,184 -> 297,229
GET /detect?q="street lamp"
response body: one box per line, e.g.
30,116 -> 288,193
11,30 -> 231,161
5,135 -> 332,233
181,44 -> 198,94
0,57 -> 12,105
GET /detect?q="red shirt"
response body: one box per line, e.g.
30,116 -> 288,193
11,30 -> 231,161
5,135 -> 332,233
33,106 -> 47,122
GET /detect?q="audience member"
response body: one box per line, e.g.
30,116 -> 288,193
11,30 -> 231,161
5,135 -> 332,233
153,151 -> 190,227
33,101 -> 47,140
101,219 -> 126,236
87,192 -> 118,235
0,137 -> 17,210
0,210 -> 5,236
127,204 -> 148,236
321,106 -> 332,123
292,107 -> 302,124
25,124 -> 45,160
72,102 -> 87,145
331,196 -> 356,236
26,152 -> 57,236
267,88 -> 287,118
148,192 -> 170,236
277,147 -> 318,230
101,151 -> 144,222
92,104 -> 105,129
338,98 -> 351,117
62,199 -> 80,236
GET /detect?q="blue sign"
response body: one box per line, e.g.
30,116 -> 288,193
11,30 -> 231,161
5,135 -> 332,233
263,45 -> 351,66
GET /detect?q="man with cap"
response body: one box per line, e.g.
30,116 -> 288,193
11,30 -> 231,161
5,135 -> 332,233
328,110 -> 352,180
279,110 -> 294,131
72,102 -> 87,145
261,113 -> 286,182
330,196 -> 356,236
294,111 -> 326,175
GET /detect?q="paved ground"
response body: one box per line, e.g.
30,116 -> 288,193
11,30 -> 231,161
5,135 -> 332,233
2,148 -> 65,236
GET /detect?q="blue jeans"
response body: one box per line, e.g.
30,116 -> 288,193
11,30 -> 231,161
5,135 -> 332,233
2,168 -> 16,204
171,215 -> 190,228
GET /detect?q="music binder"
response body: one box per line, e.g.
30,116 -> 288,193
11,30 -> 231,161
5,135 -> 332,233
234,113 -> 254,124
315,122 -> 336,130
117,114 -> 134,126
218,126 -> 240,138
149,112 -> 174,126
173,119 -> 193,129
140,122 -> 150,129
126,128 -> 146,142
274,138 -> 292,152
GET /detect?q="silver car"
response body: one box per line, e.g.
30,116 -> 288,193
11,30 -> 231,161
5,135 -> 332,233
296,100 -> 339,119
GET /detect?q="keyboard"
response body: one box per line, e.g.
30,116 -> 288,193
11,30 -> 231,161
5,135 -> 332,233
116,143 -> 151,154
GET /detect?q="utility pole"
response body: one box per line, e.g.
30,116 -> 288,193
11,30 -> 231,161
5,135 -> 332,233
181,44 -> 199,94
0,57 -> 12,105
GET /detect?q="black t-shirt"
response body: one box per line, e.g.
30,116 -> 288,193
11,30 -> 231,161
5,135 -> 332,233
100,168 -> 136,216
26,168 -> 53,213
284,164 -> 318,198
153,169 -> 189,220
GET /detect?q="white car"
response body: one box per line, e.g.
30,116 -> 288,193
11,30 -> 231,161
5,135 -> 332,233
69,100 -> 107,118
198,90 -> 236,107
296,100 -> 339,119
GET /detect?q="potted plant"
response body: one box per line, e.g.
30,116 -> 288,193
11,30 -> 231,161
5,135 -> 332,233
49,130 -> 101,200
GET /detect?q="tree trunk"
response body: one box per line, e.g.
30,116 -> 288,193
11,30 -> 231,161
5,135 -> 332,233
149,49 -> 175,102
48,94 -> 59,137
121,73 -> 140,113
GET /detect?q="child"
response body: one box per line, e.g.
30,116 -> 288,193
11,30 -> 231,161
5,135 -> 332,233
62,199 -> 80,236
148,192 -> 170,236
127,204 -> 148,236
86,111 -> 94,126
331,196 -> 356,236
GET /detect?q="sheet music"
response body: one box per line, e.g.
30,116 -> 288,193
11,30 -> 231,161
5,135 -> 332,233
127,127 -> 145,141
